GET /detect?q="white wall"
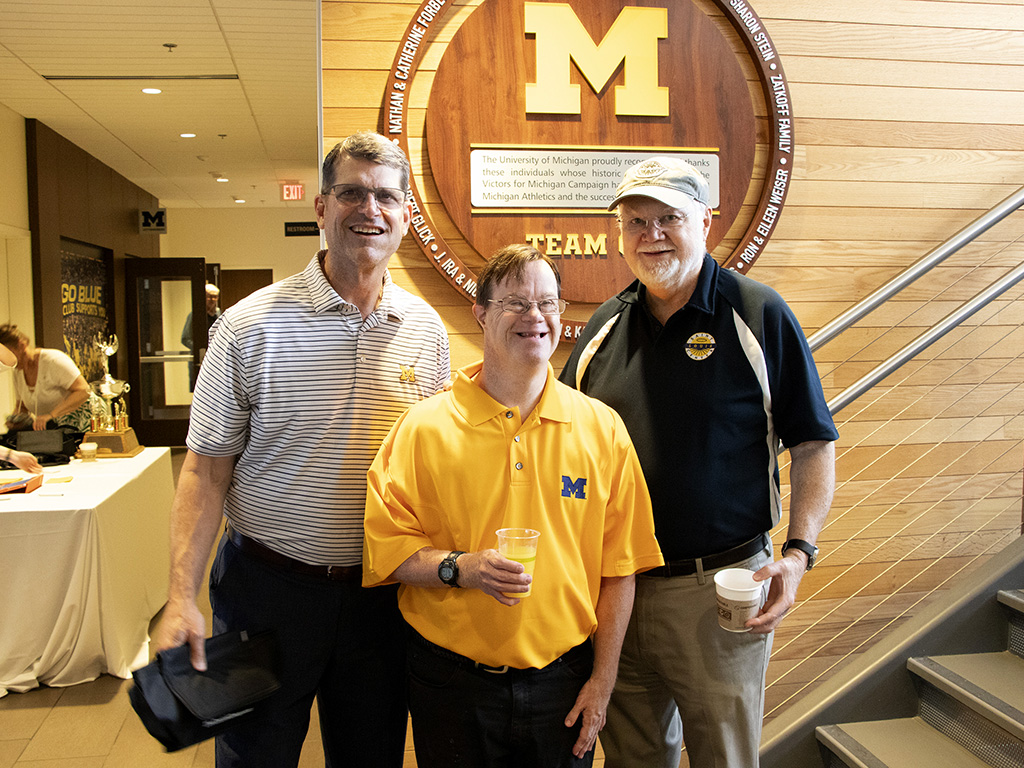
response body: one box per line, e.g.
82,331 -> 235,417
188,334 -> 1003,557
0,103 -> 28,237
159,207 -> 323,281
0,102 -> 33,414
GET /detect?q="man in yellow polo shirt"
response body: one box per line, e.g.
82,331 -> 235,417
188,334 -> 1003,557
363,244 -> 663,767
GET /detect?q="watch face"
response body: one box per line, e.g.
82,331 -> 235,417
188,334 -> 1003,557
439,551 -> 465,586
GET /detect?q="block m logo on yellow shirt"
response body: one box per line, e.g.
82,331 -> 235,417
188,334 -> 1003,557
561,476 -> 588,499
524,3 -> 668,117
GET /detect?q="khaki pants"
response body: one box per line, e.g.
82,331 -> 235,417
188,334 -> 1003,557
601,547 -> 773,768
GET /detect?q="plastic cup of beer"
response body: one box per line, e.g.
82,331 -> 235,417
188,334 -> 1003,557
496,528 -> 540,598
713,568 -> 765,632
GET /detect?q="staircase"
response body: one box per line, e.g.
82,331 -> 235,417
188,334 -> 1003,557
816,590 -> 1024,768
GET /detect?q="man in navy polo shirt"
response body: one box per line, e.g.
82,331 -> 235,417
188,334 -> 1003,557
560,157 -> 839,768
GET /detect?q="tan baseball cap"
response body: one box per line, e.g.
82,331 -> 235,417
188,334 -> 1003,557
608,157 -> 710,211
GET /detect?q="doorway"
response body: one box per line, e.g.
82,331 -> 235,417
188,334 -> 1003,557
124,258 -> 206,446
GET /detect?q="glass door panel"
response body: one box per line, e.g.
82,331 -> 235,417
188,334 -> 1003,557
126,258 -> 206,446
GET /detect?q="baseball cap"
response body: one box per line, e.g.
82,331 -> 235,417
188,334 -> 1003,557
608,157 -> 710,211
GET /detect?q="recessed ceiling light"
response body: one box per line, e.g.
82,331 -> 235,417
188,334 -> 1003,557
234,199 -> 246,204
142,88 -> 161,95
216,177 -> 229,183
180,133 -> 196,138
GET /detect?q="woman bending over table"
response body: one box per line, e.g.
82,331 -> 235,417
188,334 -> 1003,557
0,331 -> 42,473
0,324 -> 92,433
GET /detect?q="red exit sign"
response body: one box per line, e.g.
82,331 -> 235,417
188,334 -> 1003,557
281,183 -> 305,201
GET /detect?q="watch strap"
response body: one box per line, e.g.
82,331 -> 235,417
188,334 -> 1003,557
781,538 -> 818,570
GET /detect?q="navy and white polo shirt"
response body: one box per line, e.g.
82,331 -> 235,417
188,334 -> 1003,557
559,254 -> 838,561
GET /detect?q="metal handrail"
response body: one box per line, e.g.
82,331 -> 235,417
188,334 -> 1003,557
808,186 -> 1024,353
827,261 -> 1024,415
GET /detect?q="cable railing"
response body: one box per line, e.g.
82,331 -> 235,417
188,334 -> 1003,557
808,186 -> 1024,354
759,188 -> 1024,764
811,186 -> 1024,415
826,259 -> 1024,415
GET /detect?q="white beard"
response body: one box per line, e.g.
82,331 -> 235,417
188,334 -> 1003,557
630,255 -> 689,295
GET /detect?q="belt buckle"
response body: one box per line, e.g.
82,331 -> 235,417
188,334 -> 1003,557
474,661 -> 510,674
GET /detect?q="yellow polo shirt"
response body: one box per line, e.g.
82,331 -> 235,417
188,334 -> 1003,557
364,362 -> 663,669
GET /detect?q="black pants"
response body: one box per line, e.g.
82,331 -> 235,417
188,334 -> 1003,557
210,534 -> 407,768
407,632 -> 596,768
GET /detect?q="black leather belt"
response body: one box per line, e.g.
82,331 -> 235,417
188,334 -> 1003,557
226,523 -> 362,583
643,533 -> 769,578
410,630 -> 591,676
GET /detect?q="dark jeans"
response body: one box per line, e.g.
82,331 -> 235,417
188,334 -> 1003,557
407,632 -> 596,768
210,534 -> 407,768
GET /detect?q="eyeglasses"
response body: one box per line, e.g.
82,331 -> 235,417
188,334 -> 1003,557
488,297 -> 568,315
323,184 -> 408,210
618,211 -> 690,235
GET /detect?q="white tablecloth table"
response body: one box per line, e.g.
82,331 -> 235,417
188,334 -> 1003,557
0,447 -> 174,696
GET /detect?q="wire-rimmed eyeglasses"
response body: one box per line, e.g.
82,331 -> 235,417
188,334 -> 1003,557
618,211 -> 689,235
323,184 -> 408,210
487,297 -> 568,315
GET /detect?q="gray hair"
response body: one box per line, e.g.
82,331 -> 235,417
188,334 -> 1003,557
321,132 -> 410,193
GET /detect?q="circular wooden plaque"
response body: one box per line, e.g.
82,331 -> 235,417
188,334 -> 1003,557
381,0 -> 794,341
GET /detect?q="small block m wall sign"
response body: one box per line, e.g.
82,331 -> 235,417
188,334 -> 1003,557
139,208 -> 167,234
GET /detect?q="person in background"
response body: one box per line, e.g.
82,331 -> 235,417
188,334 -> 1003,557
560,157 -> 839,768
181,283 -> 221,351
0,323 -> 92,433
0,339 -> 43,473
153,132 -> 451,768
364,244 -> 663,767
182,283 -> 222,391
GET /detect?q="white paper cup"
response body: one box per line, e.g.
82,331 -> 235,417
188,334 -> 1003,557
714,568 -> 764,632
79,442 -> 98,461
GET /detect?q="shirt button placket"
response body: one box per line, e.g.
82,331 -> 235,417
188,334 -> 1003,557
507,412 -> 525,473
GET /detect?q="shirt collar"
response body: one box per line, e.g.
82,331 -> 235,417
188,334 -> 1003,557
686,253 -> 719,314
451,362 -> 571,427
304,250 -> 403,320
377,270 -> 406,321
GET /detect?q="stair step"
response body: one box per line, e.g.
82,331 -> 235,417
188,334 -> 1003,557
817,718 -> 990,767
998,590 -> 1024,659
996,589 -> 1024,615
909,652 -> 1024,742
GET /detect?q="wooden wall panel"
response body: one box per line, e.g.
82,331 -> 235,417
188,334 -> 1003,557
322,0 -> 1024,736
25,119 -> 159,362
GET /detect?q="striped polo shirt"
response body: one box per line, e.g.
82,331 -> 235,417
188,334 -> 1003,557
187,253 -> 451,565
559,254 -> 837,561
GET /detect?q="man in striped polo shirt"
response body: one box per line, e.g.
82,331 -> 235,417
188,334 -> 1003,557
155,132 -> 450,767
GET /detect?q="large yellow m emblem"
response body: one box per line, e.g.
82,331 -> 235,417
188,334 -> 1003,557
525,3 -> 668,117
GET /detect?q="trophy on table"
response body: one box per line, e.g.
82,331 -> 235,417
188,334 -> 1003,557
84,333 -> 143,457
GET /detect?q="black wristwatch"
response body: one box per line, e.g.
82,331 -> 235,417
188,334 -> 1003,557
781,539 -> 818,570
438,551 -> 466,587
